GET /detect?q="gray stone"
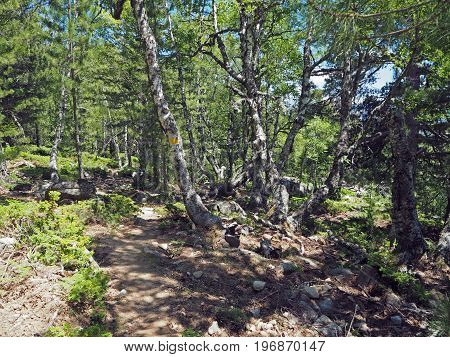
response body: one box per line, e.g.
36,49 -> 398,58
208,321 -> 221,335
281,260 -> 298,275
354,321 -> 370,333
193,270 -> 204,279
249,308 -> 261,318
313,315 -> 342,337
385,292 -> 401,308
318,297 -> 334,314
44,180 -> 96,201
207,201 -> 246,217
253,280 -> 266,292
329,267 -> 354,277
298,301 -> 319,322
303,286 -> 320,299
390,315 -> 402,326
0,237 -> 16,246
239,226 -> 250,236
119,289 -> 127,296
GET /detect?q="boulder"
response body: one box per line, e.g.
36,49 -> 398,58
12,183 -> 33,192
43,179 -> 96,201
207,200 -> 246,217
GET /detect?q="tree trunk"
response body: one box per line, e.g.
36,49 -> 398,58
130,0 -> 221,228
49,77 -> 66,183
389,105 -> 425,263
278,20 -> 313,173
290,52 -> 354,227
0,142 -> 7,179
70,0 -> 84,180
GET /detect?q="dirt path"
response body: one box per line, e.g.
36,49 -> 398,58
94,207 -> 185,336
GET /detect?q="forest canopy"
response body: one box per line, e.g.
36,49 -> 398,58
0,0 -> 449,338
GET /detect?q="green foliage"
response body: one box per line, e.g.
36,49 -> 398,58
0,194 -> 92,270
45,322 -> 112,337
66,267 -> 109,307
430,296 -> 450,337
90,194 -> 139,225
181,327 -> 203,337
216,307 -> 248,330
165,202 -> 187,217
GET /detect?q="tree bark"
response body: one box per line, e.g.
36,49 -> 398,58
290,52 -> 354,227
278,18 -> 314,173
389,104 -> 425,263
69,0 -> 84,180
49,76 -> 66,183
129,0 -> 221,228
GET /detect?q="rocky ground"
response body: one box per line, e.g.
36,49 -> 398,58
0,171 -> 448,337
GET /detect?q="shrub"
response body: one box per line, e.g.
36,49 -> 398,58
66,267 -> 109,307
216,307 -> 248,330
91,194 -> 139,225
182,327 -> 203,337
430,296 -> 450,336
45,322 -> 112,337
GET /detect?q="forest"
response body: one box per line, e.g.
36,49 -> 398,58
0,0 -> 449,338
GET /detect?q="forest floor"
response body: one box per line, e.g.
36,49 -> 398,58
0,151 -> 449,337
90,202 -> 447,337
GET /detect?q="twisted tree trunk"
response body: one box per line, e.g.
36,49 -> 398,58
122,0 -> 221,228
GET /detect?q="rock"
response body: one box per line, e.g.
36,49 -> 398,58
313,315 -> 342,337
262,233 -> 272,240
12,183 -> 33,192
207,201 -> 246,217
0,237 -> 16,246
246,323 -> 256,332
208,321 -> 221,335
43,179 -> 96,201
281,260 -> 298,275
119,289 -> 127,296
354,321 -> 370,334
318,297 -> 334,314
356,264 -> 379,291
249,308 -> 261,318
259,239 -> 281,259
158,243 -> 169,251
298,301 -> 319,322
253,280 -> 266,292
239,226 -> 250,236
390,315 -> 402,326
224,234 -> 240,248
193,271 -> 204,279
329,267 -> 354,277
385,292 -> 401,308
303,286 -> 320,299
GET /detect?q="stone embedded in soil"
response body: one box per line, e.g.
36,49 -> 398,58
390,315 -> 402,326
303,286 -> 320,299
385,292 -> 401,308
158,243 -> 169,251
208,321 -> 221,335
298,301 -> 319,323
318,297 -> 334,314
253,280 -> 266,292
119,289 -> 127,297
281,260 -> 298,275
193,270 -> 204,279
354,321 -> 370,333
249,308 -> 261,318
313,315 -> 342,337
